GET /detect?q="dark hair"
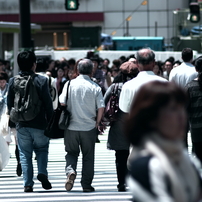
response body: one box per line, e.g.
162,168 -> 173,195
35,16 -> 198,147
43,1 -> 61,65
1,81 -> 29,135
182,48 -> 193,62
104,58 -> 110,64
59,61 -> 69,70
154,61 -> 163,76
119,55 -> 126,63
195,57 -> 202,89
124,81 -> 187,146
136,48 -> 155,65
112,59 -> 121,68
68,58 -> 76,66
17,51 -> 36,71
0,71 -> 8,81
77,59 -> 93,75
36,57 -> 48,72
173,60 -> 181,66
0,59 -> 5,66
165,59 -> 173,66
167,56 -> 175,64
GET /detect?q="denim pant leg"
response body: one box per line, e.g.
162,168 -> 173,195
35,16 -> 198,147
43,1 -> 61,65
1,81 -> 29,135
80,128 -> 97,189
17,127 -> 34,187
64,129 -> 80,176
32,128 -> 49,176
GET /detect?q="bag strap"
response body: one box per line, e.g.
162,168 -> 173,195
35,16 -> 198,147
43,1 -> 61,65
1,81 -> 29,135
65,80 -> 71,104
112,83 -> 119,95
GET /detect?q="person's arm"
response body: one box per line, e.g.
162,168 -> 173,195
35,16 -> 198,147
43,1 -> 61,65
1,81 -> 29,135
7,78 -> 15,114
41,78 -> 54,122
95,86 -> 105,131
96,107 -> 105,132
96,107 -> 104,127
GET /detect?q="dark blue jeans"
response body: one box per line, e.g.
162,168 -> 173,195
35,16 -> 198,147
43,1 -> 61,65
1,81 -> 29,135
17,127 -> 49,187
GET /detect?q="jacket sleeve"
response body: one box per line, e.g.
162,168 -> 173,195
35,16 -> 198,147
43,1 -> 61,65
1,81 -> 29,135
7,77 -> 15,114
39,77 -> 54,122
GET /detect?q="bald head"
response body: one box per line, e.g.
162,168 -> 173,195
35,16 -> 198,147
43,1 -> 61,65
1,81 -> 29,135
136,48 -> 155,71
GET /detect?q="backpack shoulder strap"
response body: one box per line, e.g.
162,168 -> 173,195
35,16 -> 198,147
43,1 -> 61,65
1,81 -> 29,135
65,80 -> 71,103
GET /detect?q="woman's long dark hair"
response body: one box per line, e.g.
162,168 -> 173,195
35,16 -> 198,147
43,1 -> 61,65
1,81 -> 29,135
124,81 -> 187,146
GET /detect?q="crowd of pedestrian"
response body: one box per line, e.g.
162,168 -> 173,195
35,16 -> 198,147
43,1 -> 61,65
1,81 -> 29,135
1,47 -> 202,201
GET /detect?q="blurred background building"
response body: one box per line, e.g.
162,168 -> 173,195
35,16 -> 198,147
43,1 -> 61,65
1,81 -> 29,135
0,0 -> 194,53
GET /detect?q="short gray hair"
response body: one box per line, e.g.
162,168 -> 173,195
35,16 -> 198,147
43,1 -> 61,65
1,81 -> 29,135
136,48 -> 155,65
77,59 -> 93,75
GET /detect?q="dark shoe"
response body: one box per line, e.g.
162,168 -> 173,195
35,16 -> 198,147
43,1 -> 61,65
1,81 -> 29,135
16,163 -> 22,177
65,173 -> 76,191
24,186 -> 33,192
37,173 -> 52,190
117,184 -> 126,192
83,186 -> 95,192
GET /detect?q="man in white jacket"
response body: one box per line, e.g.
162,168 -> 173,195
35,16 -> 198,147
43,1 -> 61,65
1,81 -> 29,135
119,48 -> 167,114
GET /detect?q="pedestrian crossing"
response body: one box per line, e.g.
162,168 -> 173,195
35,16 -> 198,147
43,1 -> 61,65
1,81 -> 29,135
0,131 -> 133,202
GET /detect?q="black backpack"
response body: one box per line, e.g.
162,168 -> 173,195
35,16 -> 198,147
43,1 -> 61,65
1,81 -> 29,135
10,74 -> 42,123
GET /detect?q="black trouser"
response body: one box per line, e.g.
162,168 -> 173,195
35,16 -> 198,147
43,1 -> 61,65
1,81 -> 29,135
115,150 -> 129,187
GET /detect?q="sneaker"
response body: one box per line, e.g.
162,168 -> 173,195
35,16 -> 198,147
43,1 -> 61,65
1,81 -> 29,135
65,172 -> 76,191
24,186 -> 33,192
83,186 -> 95,192
37,173 -> 52,190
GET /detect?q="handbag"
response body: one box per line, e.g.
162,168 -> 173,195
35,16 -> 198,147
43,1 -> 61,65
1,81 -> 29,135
44,102 -> 64,139
103,83 -> 119,125
58,80 -> 71,130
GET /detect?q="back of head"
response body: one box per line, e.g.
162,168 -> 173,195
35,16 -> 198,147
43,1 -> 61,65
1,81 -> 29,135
136,48 -> 155,66
182,48 -> 193,62
125,81 -> 187,146
17,51 -> 36,71
113,59 -> 121,68
68,58 -> 76,66
77,59 -> 93,75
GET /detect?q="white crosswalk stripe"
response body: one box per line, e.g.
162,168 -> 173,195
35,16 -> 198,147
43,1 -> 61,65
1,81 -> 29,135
0,132 -> 133,202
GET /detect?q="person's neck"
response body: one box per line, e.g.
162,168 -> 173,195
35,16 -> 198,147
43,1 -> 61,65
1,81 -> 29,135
0,86 -> 5,91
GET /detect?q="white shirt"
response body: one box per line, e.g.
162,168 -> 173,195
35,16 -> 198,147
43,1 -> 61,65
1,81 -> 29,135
169,62 -> 198,88
59,75 -> 105,131
119,71 -> 167,113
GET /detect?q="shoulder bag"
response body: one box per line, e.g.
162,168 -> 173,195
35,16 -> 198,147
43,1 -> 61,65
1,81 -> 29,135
58,81 -> 71,130
103,83 -> 119,125
44,102 -> 65,138
44,80 -> 71,138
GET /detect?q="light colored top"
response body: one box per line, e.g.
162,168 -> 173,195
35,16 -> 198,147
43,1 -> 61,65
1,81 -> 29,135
119,71 -> 167,113
169,62 -> 198,88
59,74 -> 105,131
